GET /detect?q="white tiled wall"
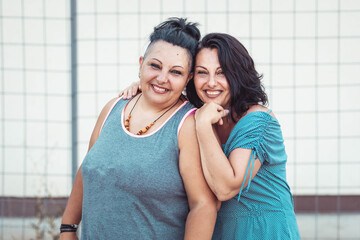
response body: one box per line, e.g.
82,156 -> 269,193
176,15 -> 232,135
1,0 -> 360,198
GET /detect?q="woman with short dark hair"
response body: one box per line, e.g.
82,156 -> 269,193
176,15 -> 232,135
60,18 -> 218,240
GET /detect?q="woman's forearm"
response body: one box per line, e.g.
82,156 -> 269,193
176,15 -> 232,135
61,167 -> 83,225
184,202 -> 217,240
196,123 -> 236,200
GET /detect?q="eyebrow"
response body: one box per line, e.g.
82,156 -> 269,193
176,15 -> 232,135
152,58 -> 184,69
195,66 -> 207,70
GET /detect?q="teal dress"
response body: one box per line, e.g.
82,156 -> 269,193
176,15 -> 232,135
212,110 -> 300,240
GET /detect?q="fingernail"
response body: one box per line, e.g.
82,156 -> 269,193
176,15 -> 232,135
132,92 -> 136,96
225,109 -> 230,115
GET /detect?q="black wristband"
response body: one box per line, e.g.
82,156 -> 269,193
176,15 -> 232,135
60,224 -> 78,233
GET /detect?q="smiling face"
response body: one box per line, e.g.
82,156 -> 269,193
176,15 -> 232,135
194,48 -> 231,108
139,40 -> 192,107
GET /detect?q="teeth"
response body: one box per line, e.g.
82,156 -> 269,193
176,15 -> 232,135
153,85 -> 168,93
206,90 -> 221,95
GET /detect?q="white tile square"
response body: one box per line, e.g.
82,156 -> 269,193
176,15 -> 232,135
318,12 -> 338,37
295,164 -> 316,187
3,19 -> 23,43
295,40 -> 316,63
317,87 -> 338,111
340,0 -> 360,10
97,92 -> 116,111
26,122 -> 46,147
23,0 -> 43,17
295,0 -> 316,11
318,39 -> 338,63
340,39 -> 360,63
318,139 -> 338,163
26,148 -> 47,174
185,0 -> 206,12
47,176 -> 71,196
272,0 -> 294,11
296,113 -> 316,137
119,40 -> 140,64
295,87 -> 316,111
77,15 -> 96,39
228,0 -> 249,11
96,0 -> 117,12
341,12 -> 360,36
4,94 -> 24,119
3,45 -> 24,68
25,71 -> 45,93
47,123 -> 71,148
45,19 -> 69,44
206,14 -> 228,33
295,65 -> 316,86
25,95 -> 46,120
340,138 -> 360,164
78,118 -> 96,142
45,0 -> 67,18
340,86 -> 359,111
47,96 -> 70,121
295,139 -> 316,164
272,13 -> 293,38
340,112 -> 360,136
118,65 -> 140,90
97,41 -> 117,64
78,66 -> 96,92
162,1 -> 184,12
118,0 -> 138,13
96,66 -> 118,91
256,65 -> 270,86
77,93 -> 97,117
250,39 -> 270,64
4,174 -> 24,196
339,214 -> 360,238
318,164 -> 338,188
118,14 -> 139,39
25,175 -> 46,196
207,0 -> 227,12
4,70 -> 23,93
296,214 -> 316,239
24,19 -> 44,44
251,13 -> 270,38
47,72 -> 70,95
271,88 -> 294,112
228,14 -> 250,38
340,65 -> 360,85
318,0 -> 338,10
272,39 -> 294,64
140,15 -> 162,39
4,148 -> 24,173
2,0 -> 22,16
96,15 -> 117,39
318,112 -> 338,137
25,46 -> 45,70
340,163 -> 360,187
47,149 -> 71,175
318,65 -> 338,86
4,121 -> 24,146
139,0 -> 161,12
46,46 -> 69,71
277,113 -> 294,138
78,41 -> 96,64
317,213 -> 340,238
295,13 -> 316,37
252,0 -> 270,11
77,0 -> 95,13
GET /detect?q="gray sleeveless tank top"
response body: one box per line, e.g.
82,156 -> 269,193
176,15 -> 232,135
81,97 -> 196,239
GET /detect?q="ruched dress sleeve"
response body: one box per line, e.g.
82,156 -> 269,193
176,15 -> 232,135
223,110 -> 287,201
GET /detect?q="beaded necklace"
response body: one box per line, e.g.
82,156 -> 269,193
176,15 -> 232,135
124,94 -> 180,135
